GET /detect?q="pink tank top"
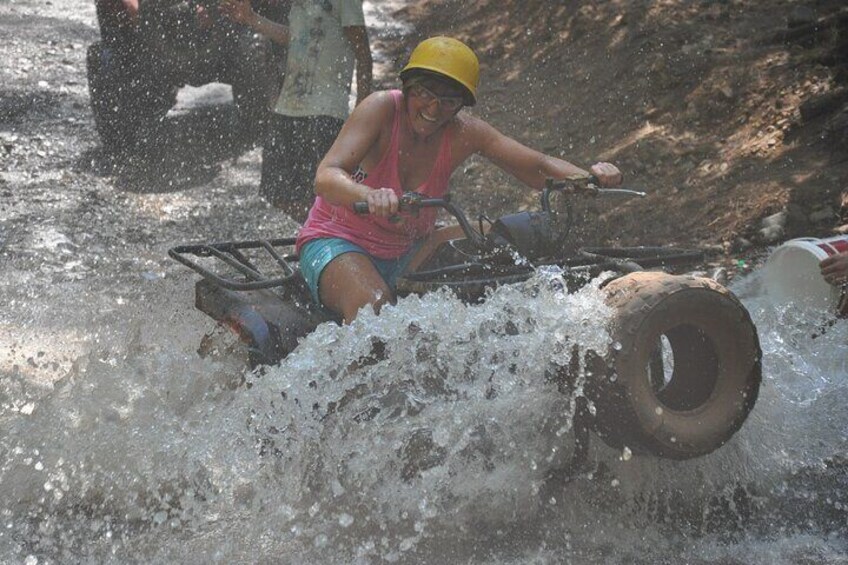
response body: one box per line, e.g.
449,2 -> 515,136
296,90 -> 454,259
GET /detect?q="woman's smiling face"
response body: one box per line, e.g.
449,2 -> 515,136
405,78 -> 465,136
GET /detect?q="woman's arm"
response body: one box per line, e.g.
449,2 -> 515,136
458,115 -> 622,189
219,0 -> 289,45
314,92 -> 396,214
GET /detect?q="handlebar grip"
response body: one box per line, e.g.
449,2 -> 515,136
353,194 -> 449,215
353,201 -> 370,214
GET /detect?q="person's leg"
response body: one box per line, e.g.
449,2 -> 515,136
259,113 -> 292,204
260,115 -> 343,221
270,116 -> 312,221
319,253 -> 395,324
404,225 -> 469,274
286,116 -> 344,221
309,115 -> 344,163
299,238 -> 396,323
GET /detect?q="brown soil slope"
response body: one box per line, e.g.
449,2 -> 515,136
379,0 -> 848,257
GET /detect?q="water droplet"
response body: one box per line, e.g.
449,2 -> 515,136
338,513 -> 354,528
655,406 -> 663,415
313,533 -> 329,548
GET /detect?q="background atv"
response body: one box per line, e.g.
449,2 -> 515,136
87,0 -> 287,153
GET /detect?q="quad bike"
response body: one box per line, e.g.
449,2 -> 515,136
87,0 -> 286,152
169,178 -> 762,462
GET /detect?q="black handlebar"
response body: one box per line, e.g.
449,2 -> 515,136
351,177 -> 645,251
169,177 -> 646,289
541,176 -> 645,211
353,193 -> 489,248
351,194 -> 446,215
352,201 -> 370,214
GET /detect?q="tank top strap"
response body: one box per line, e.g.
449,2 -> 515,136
421,116 -> 453,197
432,125 -> 453,185
389,89 -> 404,139
385,90 -> 404,167
359,90 -> 404,189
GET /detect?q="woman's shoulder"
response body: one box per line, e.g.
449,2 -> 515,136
453,110 -> 496,133
450,111 -> 499,154
353,90 -> 398,120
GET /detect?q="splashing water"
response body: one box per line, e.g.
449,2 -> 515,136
2,263 -> 846,563
0,270 -> 615,563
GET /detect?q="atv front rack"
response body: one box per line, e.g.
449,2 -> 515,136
168,237 -> 298,291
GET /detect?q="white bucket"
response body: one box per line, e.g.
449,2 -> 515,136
764,236 -> 848,314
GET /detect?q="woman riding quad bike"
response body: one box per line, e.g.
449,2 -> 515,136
297,36 -> 622,323
170,180 -> 761,462
169,38 -> 761,463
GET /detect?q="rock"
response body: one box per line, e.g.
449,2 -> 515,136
759,210 -> 787,242
711,267 -> 729,285
788,5 -> 817,27
809,207 -> 834,223
786,203 -> 807,225
734,237 -> 752,251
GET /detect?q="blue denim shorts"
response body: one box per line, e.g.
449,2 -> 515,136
299,238 -> 421,304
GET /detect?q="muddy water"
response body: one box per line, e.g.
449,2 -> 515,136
2,0 -> 847,563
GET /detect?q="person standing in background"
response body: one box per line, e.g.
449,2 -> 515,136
820,251 -> 848,317
220,0 -> 373,222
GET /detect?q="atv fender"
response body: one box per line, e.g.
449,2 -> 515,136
195,277 -> 336,367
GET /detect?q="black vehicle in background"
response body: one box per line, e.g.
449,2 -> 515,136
87,0 -> 287,153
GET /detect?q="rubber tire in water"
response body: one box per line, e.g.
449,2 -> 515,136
589,272 -> 761,459
86,41 -> 176,151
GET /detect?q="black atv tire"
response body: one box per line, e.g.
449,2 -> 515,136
589,272 -> 761,459
86,41 -> 176,152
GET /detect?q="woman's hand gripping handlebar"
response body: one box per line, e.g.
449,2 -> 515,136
352,192 -> 489,248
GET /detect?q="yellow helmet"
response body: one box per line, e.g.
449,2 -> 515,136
400,36 -> 479,106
